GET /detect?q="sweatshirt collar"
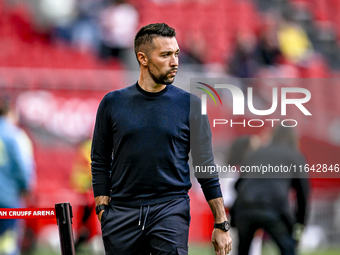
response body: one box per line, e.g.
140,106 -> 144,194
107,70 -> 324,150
135,82 -> 170,97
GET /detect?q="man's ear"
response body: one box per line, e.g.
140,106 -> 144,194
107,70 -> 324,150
137,52 -> 148,66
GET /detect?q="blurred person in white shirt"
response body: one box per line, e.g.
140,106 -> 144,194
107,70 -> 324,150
98,0 -> 139,68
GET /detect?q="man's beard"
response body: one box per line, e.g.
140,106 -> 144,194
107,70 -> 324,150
148,66 -> 176,85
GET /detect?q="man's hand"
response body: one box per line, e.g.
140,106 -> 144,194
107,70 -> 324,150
212,228 -> 232,255
95,195 -> 110,222
207,197 -> 232,254
97,209 -> 105,222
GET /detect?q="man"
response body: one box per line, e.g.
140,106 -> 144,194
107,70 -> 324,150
91,23 -> 232,255
232,126 -> 309,255
0,95 -> 35,255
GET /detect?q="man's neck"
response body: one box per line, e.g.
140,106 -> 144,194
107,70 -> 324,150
138,74 -> 166,93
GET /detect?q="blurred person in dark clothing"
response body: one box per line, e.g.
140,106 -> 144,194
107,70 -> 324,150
254,12 -> 282,68
71,0 -> 104,53
227,134 -> 261,227
255,29 -> 282,68
226,135 -> 261,168
231,126 -> 309,255
0,95 -> 35,255
226,134 -> 263,255
228,31 -> 259,78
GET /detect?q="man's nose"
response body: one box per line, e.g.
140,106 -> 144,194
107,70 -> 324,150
170,54 -> 178,66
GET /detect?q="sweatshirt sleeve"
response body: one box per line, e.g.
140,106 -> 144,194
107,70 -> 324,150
91,94 -> 113,197
190,94 -> 222,201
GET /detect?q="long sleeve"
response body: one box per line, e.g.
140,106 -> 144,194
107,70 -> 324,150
190,94 -> 222,201
293,178 -> 309,225
91,94 -> 113,197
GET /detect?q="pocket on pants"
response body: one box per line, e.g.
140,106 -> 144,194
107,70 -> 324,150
185,197 -> 191,225
101,206 -> 110,225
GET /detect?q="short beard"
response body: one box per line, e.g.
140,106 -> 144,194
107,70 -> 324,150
148,66 -> 175,85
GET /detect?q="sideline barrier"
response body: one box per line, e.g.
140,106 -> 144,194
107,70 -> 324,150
0,203 -> 75,255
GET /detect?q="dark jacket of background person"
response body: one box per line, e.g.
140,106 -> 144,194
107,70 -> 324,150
230,127 -> 310,255
233,144 -> 309,229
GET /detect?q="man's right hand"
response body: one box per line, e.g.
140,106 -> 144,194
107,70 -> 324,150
95,196 -> 110,222
97,209 -> 105,222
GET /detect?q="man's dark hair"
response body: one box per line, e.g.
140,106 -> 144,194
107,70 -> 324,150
134,23 -> 176,60
271,126 -> 298,149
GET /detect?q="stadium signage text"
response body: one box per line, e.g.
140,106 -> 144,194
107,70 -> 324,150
0,208 -> 56,219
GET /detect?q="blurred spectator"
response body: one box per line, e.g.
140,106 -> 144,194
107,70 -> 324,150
180,31 -> 206,66
0,95 -> 35,255
228,30 -> 259,78
231,126 -> 310,255
70,0 -> 104,53
228,13 -> 284,79
255,21 -> 282,68
38,0 -> 78,42
98,0 -> 139,67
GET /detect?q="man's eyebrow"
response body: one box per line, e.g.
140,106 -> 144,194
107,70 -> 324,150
160,49 -> 180,54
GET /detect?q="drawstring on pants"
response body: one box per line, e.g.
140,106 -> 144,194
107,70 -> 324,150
138,206 -> 142,226
138,205 -> 150,231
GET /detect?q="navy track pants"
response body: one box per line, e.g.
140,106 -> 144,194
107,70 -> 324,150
101,197 -> 190,255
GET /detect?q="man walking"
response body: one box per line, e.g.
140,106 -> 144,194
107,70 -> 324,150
91,23 -> 232,255
232,126 -> 309,255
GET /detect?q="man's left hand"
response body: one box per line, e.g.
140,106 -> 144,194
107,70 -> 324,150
212,228 -> 232,255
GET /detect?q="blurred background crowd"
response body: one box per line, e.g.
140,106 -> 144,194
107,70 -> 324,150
1,0 -> 340,254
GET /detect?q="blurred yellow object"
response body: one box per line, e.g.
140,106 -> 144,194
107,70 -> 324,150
79,140 -> 92,165
278,23 -> 313,63
70,140 -> 92,193
0,229 -> 17,254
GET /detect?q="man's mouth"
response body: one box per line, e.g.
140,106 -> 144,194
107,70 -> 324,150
169,69 -> 178,76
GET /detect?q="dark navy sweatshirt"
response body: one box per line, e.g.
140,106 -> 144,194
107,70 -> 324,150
91,82 -> 222,206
